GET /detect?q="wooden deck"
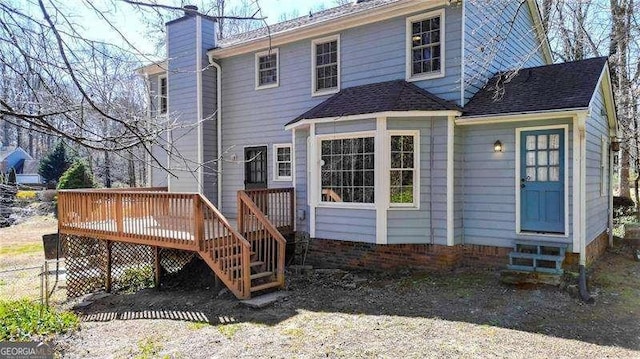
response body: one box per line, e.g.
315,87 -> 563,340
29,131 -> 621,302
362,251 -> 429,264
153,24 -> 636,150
58,187 -> 294,299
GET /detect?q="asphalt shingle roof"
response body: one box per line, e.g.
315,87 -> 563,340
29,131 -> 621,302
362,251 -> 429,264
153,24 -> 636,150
286,80 -> 461,126
218,0 -> 401,48
462,57 -> 608,117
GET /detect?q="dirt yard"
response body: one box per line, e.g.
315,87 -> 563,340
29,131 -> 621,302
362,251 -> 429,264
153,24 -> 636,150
52,240 -> 640,359
2,218 -> 639,358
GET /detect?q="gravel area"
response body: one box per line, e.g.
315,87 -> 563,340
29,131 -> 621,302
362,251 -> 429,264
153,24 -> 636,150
54,241 -> 640,359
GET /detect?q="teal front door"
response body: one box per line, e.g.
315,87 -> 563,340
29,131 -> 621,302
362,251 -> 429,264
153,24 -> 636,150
520,129 -> 565,233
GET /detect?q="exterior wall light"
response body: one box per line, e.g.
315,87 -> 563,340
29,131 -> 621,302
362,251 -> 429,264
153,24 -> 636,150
611,138 -> 621,152
494,140 -> 503,152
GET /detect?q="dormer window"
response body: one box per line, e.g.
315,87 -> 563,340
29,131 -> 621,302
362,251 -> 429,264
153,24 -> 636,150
158,75 -> 167,114
406,10 -> 445,81
255,48 -> 279,89
312,35 -> 340,96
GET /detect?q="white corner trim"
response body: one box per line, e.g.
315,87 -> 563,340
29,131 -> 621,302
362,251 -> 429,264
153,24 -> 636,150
196,16 -> 204,194
375,117 -> 388,244
405,8 -> 446,82
311,34 -> 340,97
572,116 -> 586,253
291,129 -> 297,232
309,123 -> 317,238
272,143 -> 293,182
600,135 -> 608,197
578,114 -> 588,263
255,48 -> 280,90
446,116 -> 455,246
515,124 -> 570,238
460,0 -> 466,106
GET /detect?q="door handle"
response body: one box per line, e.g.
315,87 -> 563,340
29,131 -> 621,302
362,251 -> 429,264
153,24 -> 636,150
521,177 -> 527,188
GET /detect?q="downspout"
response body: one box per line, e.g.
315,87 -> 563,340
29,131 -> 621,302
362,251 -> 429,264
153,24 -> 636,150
576,115 -> 593,302
209,58 -> 223,208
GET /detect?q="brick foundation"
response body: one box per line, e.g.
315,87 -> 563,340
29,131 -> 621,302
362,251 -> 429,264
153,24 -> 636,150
305,238 -> 511,271
564,231 -> 610,268
305,232 -> 610,272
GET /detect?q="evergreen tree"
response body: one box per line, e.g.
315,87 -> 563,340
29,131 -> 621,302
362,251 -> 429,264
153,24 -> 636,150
57,161 -> 96,189
38,141 -> 73,185
7,168 -> 16,185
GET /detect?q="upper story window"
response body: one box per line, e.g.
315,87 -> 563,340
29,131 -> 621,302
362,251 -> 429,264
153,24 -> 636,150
158,75 -> 167,114
255,49 -> 279,89
312,35 -> 340,96
406,10 -> 445,81
273,143 -> 292,181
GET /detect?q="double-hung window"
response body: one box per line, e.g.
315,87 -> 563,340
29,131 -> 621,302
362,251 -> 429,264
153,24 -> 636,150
273,144 -> 292,181
158,75 -> 167,114
320,135 -> 375,204
255,49 -> 279,89
406,10 -> 445,81
312,35 -> 340,95
389,133 -> 419,207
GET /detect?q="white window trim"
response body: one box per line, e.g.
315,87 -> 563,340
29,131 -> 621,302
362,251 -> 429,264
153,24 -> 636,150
405,9 -> 446,82
255,48 -> 279,90
514,124 -> 570,238
311,34 -> 341,97
388,130 -> 420,210
273,143 -> 292,182
158,74 -> 168,115
315,130 -> 376,209
601,135 -> 608,197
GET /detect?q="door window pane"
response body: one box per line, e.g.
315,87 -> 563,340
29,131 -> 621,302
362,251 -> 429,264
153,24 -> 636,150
549,134 -> 560,149
549,167 -> 560,181
526,167 -> 536,180
537,167 -> 548,181
538,151 -> 548,166
537,135 -> 547,150
526,151 -> 536,166
549,150 -> 559,165
526,135 -> 536,150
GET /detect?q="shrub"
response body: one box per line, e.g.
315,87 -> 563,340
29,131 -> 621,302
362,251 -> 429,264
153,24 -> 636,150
0,299 -> 79,341
39,141 -> 73,185
37,190 -> 57,202
118,265 -> 154,293
614,196 -> 636,218
7,168 -> 16,185
16,190 -> 37,201
57,161 -> 96,190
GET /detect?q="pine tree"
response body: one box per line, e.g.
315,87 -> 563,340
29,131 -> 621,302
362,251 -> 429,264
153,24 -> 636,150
57,161 -> 96,189
7,168 -> 16,184
38,141 -> 72,185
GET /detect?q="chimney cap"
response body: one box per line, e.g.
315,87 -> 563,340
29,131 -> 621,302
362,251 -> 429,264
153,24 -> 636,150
183,4 -> 198,12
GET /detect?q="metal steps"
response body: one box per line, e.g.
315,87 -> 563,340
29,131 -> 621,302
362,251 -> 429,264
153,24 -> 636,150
507,241 -> 567,274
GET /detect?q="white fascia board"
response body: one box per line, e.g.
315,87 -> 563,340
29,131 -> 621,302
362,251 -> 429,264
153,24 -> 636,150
136,60 -> 168,76
208,0 -> 448,59
285,110 -> 462,131
456,109 -> 589,125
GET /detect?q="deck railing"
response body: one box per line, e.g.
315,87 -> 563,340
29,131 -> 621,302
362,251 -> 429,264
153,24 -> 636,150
237,188 -> 292,289
242,187 -> 295,235
58,189 -> 253,298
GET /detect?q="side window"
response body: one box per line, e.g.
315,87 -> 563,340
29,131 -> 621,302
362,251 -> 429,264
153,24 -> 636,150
158,75 -> 167,114
389,133 -> 419,207
273,144 -> 292,181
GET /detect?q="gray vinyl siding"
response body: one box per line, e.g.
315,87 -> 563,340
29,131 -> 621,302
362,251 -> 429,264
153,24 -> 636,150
462,119 -> 574,248
294,129 -> 309,233
454,123 -> 464,244
464,0 -> 547,103
167,16 -> 200,193
585,87 -> 610,244
386,117 -> 445,245
201,20 -> 218,203
315,208 -> 376,243
218,4 -> 463,220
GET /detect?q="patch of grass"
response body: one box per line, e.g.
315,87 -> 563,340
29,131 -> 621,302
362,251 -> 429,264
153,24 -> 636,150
0,299 -> 79,341
186,322 -> 210,330
0,243 -> 43,255
217,323 -> 242,339
282,327 -> 304,338
135,337 -> 168,359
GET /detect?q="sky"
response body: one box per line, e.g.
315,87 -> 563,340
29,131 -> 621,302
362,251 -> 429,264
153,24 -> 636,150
37,0 -> 337,61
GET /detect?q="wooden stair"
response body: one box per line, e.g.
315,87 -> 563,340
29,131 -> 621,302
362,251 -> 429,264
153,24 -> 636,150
507,241 -> 567,274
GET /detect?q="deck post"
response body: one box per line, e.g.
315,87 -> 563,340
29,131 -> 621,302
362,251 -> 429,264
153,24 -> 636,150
237,193 -> 244,235
154,246 -> 161,289
193,195 -> 203,251
115,193 -> 123,235
105,240 -> 112,293
289,188 -> 295,234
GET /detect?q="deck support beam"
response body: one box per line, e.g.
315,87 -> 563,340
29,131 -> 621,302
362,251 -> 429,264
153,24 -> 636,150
154,246 -> 161,289
105,240 -> 112,293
